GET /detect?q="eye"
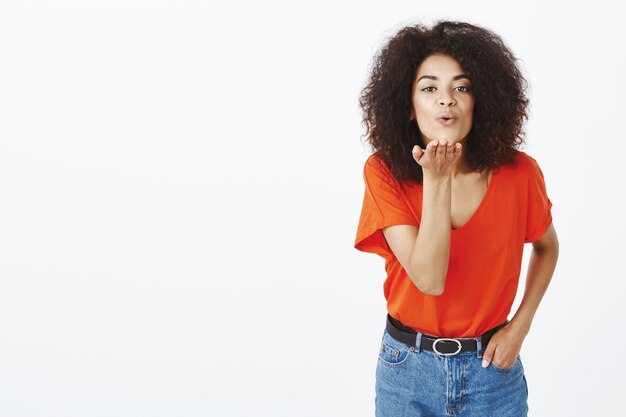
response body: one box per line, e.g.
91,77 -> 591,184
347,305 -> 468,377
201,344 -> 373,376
454,85 -> 471,93
421,86 -> 436,92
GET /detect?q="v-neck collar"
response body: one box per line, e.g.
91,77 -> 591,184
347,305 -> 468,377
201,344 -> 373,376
451,170 -> 496,232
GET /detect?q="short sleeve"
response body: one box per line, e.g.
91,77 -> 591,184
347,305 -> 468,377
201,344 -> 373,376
354,155 -> 418,257
524,156 -> 553,243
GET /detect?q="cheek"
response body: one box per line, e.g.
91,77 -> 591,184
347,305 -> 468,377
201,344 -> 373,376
466,99 -> 475,117
461,101 -> 475,127
414,113 -> 432,132
412,99 -> 430,121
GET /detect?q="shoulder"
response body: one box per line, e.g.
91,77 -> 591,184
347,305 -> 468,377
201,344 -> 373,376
493,150 -> 550,193
501,150 -> 545,178
362,153 -> 407,193
363,152 -> 388,172
513,149 -> 540,166
363,153 -> 393,181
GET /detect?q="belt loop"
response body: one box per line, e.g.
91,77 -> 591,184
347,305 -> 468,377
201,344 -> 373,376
476,336 -> 483,359
415,332 -> 422,353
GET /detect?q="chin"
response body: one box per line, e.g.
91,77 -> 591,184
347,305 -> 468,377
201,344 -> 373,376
423,131 -> 463,144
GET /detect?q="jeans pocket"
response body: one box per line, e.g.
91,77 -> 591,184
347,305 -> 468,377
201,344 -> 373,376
491,355 -> 520,372
378,330 -> 413,368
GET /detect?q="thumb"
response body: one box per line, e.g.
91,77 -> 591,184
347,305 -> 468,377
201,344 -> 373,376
412,145 -> 423,162
482,343 -> 496,368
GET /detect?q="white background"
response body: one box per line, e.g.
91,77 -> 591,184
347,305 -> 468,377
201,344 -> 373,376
0,1 -> 624,416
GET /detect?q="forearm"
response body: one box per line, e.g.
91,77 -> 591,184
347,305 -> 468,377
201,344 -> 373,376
509,243 -> 559,335
408,173 -> 452,295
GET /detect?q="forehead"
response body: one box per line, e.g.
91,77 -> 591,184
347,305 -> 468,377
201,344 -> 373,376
416,54 -> 465,78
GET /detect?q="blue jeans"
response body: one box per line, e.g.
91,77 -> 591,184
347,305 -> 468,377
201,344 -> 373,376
375,327 -> 528,417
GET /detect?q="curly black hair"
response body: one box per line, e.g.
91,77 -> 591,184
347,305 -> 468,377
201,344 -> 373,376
359,21 -> 529,184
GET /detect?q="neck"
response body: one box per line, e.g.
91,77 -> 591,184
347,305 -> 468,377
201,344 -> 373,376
451,154 -> 491,187
451,154 -> 472,177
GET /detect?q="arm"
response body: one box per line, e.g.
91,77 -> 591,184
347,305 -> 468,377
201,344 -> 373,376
382,140 -> 461,296
481,223 -> 559,368
509,223 -> 560,335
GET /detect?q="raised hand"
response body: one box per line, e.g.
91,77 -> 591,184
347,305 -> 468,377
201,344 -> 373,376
412,139 -> 462,177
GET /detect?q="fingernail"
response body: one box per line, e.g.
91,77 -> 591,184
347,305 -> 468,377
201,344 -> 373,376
482,360 -> 489,368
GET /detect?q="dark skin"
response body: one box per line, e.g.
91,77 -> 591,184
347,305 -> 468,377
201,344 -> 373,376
383,54 -> 559,368
481,224 -> 558,368
387,138 -> 559,368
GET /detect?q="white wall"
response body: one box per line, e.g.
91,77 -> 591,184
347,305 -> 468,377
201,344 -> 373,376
0,1 -> 623,416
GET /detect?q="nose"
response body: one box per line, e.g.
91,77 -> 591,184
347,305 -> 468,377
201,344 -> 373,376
438,91 -> 456,107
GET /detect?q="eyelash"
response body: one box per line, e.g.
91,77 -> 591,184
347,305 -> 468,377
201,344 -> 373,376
421,86 -> 471,93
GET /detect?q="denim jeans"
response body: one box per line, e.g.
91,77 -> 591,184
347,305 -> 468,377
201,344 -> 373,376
375,327 -> 528,417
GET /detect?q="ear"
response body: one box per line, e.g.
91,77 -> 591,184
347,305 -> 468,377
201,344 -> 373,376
409,109 -> 415,121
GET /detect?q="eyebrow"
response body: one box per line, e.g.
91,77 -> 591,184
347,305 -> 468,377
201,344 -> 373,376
416,74 -> 471,82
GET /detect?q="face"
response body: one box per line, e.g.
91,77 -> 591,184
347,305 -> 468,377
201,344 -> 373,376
410,53 -> 474,145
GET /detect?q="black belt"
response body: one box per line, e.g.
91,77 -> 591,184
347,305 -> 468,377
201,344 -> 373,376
386,314 -> 508,356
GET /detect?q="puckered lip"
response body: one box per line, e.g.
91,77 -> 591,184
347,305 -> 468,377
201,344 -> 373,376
437,112 -> 457,120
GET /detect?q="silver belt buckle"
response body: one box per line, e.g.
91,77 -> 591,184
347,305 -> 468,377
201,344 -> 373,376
432,338 -> 462,356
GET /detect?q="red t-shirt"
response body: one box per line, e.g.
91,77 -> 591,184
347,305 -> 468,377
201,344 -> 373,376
354,150 -> 553,338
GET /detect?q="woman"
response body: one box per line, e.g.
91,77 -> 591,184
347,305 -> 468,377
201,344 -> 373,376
355,21 -> 559,416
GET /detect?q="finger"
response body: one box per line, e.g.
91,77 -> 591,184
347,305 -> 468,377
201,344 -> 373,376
412,145 -> 423,162
482,343 -> 495,368
446,142 -> 454,158
494,355 -> 514,369
427,141 -> 438,155
436,139 -> 446,157
453,143 -> 462,158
